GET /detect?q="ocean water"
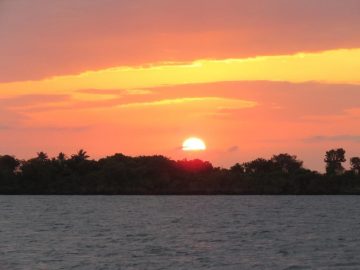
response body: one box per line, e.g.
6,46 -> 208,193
1,196 -> 360,270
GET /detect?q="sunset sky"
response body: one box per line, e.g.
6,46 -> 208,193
1,0 -> 360,171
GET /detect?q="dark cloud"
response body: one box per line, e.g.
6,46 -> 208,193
0,124 -> 10,130
228,146 -> 239,152
304,135 -> 360,143
0,125 -> 92,133
28,126 -> 92,132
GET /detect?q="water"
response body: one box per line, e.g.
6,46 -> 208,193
1,196 -> 360,270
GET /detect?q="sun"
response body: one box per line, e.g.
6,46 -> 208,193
182,137 -> 206,151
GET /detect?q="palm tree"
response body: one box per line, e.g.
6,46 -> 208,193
57,152 -> 67,162
71,149 -> 89,162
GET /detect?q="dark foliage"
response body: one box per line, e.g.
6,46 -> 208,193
350,157 -> 360,175
324,148 -> 346,175
0,148 -> 359,194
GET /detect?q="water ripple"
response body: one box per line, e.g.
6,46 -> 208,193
1,196 -> 360,269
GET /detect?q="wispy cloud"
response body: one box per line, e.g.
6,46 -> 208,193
304,135 -> 360,143
0,124 -> 92,133
29,126 -> 92,132
0,124 -> 10,130
228,146 -> 239,152
0,94 -> 70,108
117,97 -> 258,109
76,89 -> 152,96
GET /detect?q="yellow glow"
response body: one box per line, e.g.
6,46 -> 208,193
1,48 -> 360,98
182,137 -> 207,151
117,97 -> 257,109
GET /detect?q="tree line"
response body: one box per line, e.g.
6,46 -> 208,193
0,148 -> 359,194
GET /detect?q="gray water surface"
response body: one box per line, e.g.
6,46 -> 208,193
1,196 -> 360,270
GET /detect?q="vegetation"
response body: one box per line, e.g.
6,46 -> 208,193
0,148 -> 360,195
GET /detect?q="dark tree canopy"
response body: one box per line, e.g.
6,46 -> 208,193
175,159 -> 213,173
350,157 -> 360,175
0,148 -> 359,195
57,152 -> 67,162
230,163 -> 245,174
243,158 -> 273,174
324,148 -> 346,175
71,149 -> 89,162
271,153 -> 303,173
36,152 -> 49,162
0,155 -> 19,173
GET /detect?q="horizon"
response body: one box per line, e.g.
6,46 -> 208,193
2,147 -> 356,174
1,0 -> 360,172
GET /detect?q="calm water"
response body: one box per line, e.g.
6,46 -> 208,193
1,196 -> 360,270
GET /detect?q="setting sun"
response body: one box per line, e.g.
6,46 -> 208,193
182,137 -> 207,151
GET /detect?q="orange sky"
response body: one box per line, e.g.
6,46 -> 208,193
1,0 -> 360,171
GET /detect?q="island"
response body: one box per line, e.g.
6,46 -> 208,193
0,148 -> 359,195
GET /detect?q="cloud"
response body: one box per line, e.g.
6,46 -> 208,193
76,89 -> 152,95
116,97 -> 258,109
304,135 -> 360,143
0,89 -> 259,118
1,0 -> 360,81
147,81 -> 360,121
28,126 -> 91,132
0,95 -> 72,129
0,123 -> 92,133
0,107 -> 30,128
228,146 -> 239,152
3,48 -> 360,98
0,94 -> 70,109
0,124 -> 10,130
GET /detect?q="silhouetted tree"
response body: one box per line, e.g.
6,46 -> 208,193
67,149 -> 95,174
19,152 -> 55,193
243,158 -> 273,174
271,153 -> 303,173
325,148 -> 346,175
176,159 -> 213,173
57,152 -> 67,162
230,163 -> 244,174
350,157 -> 360,175
50,152 -> 69,176
0,155 -> 20,193
71,149 -> 89,162
36,152 -> 49,162
0,148 -> 359,195
0,155 -> 20,173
